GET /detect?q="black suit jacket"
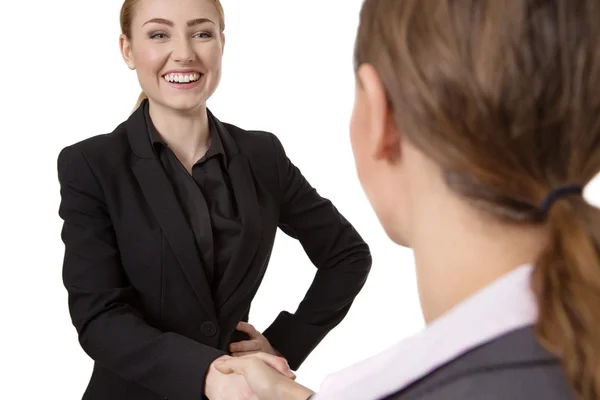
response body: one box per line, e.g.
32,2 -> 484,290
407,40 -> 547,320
57,105 -> 372,400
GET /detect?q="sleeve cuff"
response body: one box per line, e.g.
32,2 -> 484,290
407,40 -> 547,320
262,311 -> 329,370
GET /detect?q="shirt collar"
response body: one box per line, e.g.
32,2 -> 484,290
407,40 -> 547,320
143,100 -> 228,164
315,264 -> 538,400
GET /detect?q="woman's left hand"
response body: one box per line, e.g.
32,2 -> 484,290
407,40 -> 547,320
230,322 -> 282,358
214,352 -> 314,400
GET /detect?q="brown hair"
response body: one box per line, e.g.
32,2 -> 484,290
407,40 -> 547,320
119,0 -> 226,110
355,0 -> 600,398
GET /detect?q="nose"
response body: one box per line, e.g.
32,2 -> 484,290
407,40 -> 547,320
171,36 -> 195,64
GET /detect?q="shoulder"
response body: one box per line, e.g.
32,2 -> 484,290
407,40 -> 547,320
221,121 -> 286,159
58,122 -> 129,170
396,327 -> 573,400
406,362 -> 572,400
57,121 -> 130,181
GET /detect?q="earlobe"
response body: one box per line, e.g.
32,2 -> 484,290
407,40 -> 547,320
357,64 -> 400,162
119,34 -> 136,70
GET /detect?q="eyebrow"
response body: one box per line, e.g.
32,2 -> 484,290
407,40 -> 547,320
142,18 -> 215,27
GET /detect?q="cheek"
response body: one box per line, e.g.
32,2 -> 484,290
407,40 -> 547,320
350,98 -> 396,238
350,102 -> 370,184
133,47 -> 165,74
194,38 -> 223,64
200,46 -> 223,96
209,44 -> 223,64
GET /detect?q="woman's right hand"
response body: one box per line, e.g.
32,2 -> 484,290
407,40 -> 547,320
205,355 -> 255,400
214,353 -> 313,400
205,354 -> 296,399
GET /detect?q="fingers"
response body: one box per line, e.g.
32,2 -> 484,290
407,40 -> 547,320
244,352 -> 296,380
236,321 -> 261,338
232,350 -> 258,357
233,350 -> 293,375
217,353 -> 296,380
230,339 -> 261,353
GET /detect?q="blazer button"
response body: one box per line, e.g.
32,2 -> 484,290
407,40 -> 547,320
200,321 -> 218,337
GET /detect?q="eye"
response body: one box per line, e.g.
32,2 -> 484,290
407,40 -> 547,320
194,32 -> 212,39
149,32 -> 168,39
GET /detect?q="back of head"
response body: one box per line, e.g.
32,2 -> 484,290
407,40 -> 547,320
355,0 -> 600,398
119,0 -> 226,110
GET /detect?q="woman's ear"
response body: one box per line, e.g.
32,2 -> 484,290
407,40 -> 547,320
356,64 -> 401,162
119,34 -> 136,70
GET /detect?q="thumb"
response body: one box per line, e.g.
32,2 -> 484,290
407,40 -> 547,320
214,357 -> 247,376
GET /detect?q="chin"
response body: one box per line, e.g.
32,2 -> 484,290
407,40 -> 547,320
161,95 -> 207,113
393,235 -> 411,248
153,77 -> 218,113
379,218 -> 410,248
387,227 -> 410,247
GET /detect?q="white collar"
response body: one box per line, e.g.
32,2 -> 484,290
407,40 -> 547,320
314,264 -> 538,400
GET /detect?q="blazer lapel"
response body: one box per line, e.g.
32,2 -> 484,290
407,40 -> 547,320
127,102 -> 217,321
209,117 -> 263,312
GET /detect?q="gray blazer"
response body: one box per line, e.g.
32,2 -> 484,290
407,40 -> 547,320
384,326 -> 574,399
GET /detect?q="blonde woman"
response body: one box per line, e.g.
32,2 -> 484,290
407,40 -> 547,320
56,0 -> 371,399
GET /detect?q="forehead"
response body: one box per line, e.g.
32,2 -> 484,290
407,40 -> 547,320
132,0 -> 220,26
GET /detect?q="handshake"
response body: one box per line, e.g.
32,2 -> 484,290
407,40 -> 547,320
205,322 -> 314,400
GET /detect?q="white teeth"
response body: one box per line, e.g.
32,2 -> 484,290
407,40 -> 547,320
164,73 -> 201,83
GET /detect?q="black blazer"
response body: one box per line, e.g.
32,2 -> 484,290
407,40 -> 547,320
57,104 -> 371,400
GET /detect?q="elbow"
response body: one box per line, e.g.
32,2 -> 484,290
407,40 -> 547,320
344,226 -> 372,271
359,242 -> 372,268
316,239 -> 372,272
68,294 -> 135,359
72,305 -> 111,357
344,241 -> 373,272
322,247 -> 372,279
75,315 -> 102,360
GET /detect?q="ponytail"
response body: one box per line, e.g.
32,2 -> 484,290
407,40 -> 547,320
132,91 -> 147,113
532,196 -> 600,399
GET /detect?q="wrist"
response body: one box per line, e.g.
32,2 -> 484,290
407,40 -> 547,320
274,379 -> 314,400
204,355 -> 230,396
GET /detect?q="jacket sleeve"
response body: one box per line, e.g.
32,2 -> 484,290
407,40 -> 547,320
57,146 -> 225,400
262,134 -> 372,370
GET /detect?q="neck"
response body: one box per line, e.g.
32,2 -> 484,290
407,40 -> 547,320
148,100 -> 211,167
409,193 -> 547,324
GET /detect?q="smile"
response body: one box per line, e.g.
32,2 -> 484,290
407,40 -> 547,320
163,72 -> 202,83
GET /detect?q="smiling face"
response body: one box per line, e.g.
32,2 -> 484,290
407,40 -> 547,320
119,0 -> 225,113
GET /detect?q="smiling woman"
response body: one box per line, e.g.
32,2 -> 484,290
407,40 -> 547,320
120,0 -> 226,113
56,0 -> 371,399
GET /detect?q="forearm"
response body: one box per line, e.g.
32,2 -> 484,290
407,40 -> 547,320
270,131 -> 372,369
264,253 -> 371,369
295,251 -> 371,325
72,288 -> 225,399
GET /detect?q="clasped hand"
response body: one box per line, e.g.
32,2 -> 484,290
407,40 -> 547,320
206,322 -> 312,400
214,353 -> 313,400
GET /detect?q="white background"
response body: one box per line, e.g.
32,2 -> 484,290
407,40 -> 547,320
2,1 -> 599,399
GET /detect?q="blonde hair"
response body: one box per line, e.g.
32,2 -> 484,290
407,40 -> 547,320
119,0 -> 226,110
355,0 -> 600,398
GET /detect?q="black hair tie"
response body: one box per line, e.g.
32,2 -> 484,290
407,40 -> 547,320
539,184 -> 583,215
